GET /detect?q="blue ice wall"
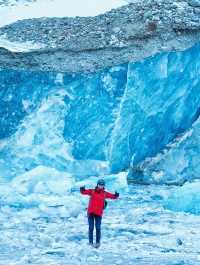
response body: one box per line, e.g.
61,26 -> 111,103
0,70 -> 75,138
109,47 -> 200,172
0,44 -> 200,180
63,65 -> 128,161
131,115 -> 200,185
0,66 -> 128,179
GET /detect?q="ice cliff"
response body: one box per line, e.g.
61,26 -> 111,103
1,42 -> 200,184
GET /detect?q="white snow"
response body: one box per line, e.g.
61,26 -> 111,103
1,180 -> 200,264
11,166 -> 74,195
0,34 -> 45,52
0,0 -> 127,27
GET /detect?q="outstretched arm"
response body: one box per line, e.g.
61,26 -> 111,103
80,186 -> 93,196
105,191 -> 119,199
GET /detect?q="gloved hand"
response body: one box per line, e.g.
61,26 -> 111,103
115,191 -> 119,198
80,186 -> 85,192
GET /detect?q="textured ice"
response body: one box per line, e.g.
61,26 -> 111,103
0,66 -> 127,181
1,180 -> 200,265
164,180 -> 200,215
129,115 -> 200,184
1,44 -> 200,183
109,44 -> 200,172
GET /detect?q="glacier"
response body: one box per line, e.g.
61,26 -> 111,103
1,32 -> 200,264
109,45 -> 200,172
129,114 -> 200,185
164,180 -> 200,214
1,43 -> 200,180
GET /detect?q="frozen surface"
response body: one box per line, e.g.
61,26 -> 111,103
1,175 -> 200,265
0,0 -> 127,27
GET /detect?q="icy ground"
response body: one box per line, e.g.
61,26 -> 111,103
0,0 -> 127,27
1,174 -> 200,265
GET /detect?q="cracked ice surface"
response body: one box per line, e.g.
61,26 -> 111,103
1,176 -> 200,265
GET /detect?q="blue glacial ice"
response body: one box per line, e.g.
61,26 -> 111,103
1,43 -> 200,264
164,180 -> 200,214
130,115 -> 200,185
110,45 -> 200,173
1,43 -> 200,181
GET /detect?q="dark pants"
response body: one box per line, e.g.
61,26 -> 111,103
88,214 -> 102,244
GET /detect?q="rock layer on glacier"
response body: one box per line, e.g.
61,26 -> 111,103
1,0 -> 200,72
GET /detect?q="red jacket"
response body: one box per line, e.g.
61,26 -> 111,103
80,187 -> 118,216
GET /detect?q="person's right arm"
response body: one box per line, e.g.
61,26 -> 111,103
80,186 -> 93,196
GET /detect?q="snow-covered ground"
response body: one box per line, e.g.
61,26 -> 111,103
0,175 -> 200,265
0,0 -> 127,27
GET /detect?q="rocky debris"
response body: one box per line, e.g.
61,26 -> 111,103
0,0 -> 200,73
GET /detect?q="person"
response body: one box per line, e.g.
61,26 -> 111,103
80,179 -> 119,248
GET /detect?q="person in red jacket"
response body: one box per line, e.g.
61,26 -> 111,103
80,179 -> 119,248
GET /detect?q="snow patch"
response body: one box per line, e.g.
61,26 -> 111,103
0,34 -> 45,52
0,0 -> 127,27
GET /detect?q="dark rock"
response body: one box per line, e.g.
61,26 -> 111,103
177,238 -> 183,246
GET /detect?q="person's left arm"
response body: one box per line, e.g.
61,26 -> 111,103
105,191 -> 119,199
